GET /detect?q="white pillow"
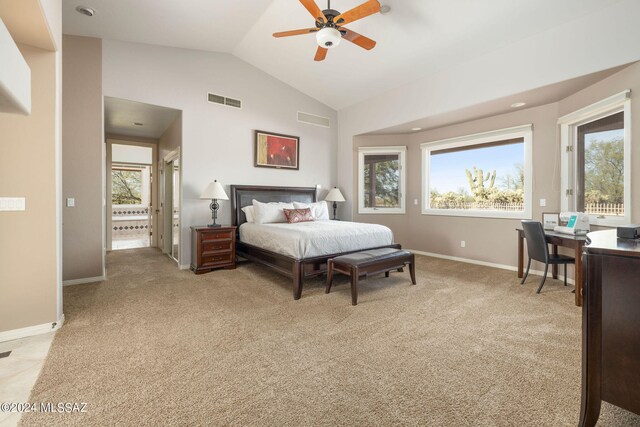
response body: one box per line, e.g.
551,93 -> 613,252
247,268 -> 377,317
241,206 -> 255,223
293,201 -> 330,221
252,200 -> 294,224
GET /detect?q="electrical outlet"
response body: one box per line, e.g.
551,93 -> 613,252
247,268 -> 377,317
461,241 -> 466,248
67,198 -> 75,207
414,198 -> 418,205
539,198 -> 546,207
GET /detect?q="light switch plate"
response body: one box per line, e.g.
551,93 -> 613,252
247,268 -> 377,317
67,197 -> 75,207
0,197 -> 26,211
539,198 -> 546,207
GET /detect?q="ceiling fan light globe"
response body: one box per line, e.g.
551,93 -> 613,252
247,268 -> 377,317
316,27 -> 341,49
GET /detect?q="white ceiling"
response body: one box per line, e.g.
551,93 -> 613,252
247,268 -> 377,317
104,97 -> 180,139
63,0 -> 623,110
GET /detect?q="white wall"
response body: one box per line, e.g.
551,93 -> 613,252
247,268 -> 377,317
337,0 -> 640,220
102,40 -> 338,266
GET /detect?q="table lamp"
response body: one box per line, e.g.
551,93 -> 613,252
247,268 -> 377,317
325,187 -> 345,220
200,180 -> 228,227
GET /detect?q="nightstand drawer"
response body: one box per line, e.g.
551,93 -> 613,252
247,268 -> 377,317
202,252 -> 234,267
201,230 -> 234,242
203,240 -> 233,253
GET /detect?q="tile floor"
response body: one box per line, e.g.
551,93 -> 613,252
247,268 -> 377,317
0,333 -> 55,427
112,235 -> 150,250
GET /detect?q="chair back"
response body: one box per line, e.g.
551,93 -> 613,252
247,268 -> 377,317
521,220 -> 549,263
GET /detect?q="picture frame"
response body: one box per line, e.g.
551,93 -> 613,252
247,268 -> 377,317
254,130 -> 300,170
542,212 -> 560,230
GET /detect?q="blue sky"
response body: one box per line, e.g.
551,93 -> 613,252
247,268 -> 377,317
430,143 -> 523,193
585,129 -> 623,148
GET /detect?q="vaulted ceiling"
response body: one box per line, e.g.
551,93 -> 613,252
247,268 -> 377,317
62,0 -> 625,110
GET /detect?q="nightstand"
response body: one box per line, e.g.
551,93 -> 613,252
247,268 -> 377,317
190,225 -> 237,274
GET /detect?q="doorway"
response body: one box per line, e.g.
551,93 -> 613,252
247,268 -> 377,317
107,142 -> 156,250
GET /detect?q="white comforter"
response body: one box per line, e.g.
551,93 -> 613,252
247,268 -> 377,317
239,220 -> 394,259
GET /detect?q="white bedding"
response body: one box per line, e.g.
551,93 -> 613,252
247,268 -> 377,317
239,220 -> 394,259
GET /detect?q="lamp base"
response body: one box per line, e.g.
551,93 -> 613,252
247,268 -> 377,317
207,223 -> 222,228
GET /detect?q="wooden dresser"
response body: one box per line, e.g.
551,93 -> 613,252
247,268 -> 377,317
190,225 -> 236,274
580,229 -> 640,426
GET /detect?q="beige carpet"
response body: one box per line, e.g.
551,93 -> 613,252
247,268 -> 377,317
21,249 -> 640,426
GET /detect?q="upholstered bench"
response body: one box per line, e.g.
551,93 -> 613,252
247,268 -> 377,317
326,248 -> 416,305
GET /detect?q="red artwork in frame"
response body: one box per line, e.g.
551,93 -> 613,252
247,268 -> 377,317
254,130 -> 299,170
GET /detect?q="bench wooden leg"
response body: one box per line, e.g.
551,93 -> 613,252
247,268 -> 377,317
409,257 -> 416,285
397,267 -> 404,273
326,260 -> 334,294
351,266 -> 359,305
385,271 -> 390,278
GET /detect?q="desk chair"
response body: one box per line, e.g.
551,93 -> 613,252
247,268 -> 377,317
521,220 -> 575,294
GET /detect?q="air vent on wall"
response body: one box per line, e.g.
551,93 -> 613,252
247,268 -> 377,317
297,111 -> 330,128
207,92 -> 242,109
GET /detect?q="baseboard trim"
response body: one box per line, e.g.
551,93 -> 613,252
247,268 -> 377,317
63,275 -> 105,286
0,314 -> 65,343
179,264 -> 190,270
407,249 -> 575,285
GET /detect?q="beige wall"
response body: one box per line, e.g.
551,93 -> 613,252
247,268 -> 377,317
0,44 -> 58,332
62,35 -> 103,281
558,62 -> 640,224
159,114 -> 181,162
352,62 -> 640,272
353,104 -> 560,270
102,40 -> 338,266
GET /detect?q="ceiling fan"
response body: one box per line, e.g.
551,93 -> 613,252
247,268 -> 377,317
273,0 -> 381,61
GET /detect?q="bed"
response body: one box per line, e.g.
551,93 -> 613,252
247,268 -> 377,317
230,185 -> 401,299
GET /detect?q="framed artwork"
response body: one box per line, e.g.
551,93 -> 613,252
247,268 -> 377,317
254,130 -> 300,170
542,212 -> 560,230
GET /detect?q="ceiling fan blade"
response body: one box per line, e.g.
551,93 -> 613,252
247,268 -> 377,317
340,27 -> 376,50
334,0 -> 380,25
273,28 -> 319,38
314,46 -> 328,61
299,0 -> 328,24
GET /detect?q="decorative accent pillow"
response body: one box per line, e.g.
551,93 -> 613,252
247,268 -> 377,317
252,200 -> 294,224
241,206 -> 255,223
283,208 -> 314,224
293,201 -> 330,221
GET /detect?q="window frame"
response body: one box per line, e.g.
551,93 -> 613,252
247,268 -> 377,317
420,124 -> 533,219
357,146 -> 407,214
559,90 -> 631,227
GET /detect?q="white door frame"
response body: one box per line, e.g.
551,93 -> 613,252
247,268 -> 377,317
161,148 -> 181,262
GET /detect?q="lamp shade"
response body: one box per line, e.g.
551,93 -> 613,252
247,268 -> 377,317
316,27 -> 341,49
200,180 -> 229,200
325,187 -> 345,202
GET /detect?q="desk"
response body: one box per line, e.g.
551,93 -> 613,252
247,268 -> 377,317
516,228 -> 587,306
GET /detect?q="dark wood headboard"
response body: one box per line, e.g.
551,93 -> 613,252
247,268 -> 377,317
230,185 -> 317,226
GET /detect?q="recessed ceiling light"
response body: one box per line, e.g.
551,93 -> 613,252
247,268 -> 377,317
133,122 -> 143,126
75,6 -> 95,17
510,102 -> 526,108
380,5 -> 391,14
411,127 -> 422,131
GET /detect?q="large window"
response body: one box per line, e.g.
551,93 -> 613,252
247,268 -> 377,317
358,146 -> 406,214
559,90 -> 631,226
421,125 -> 533,219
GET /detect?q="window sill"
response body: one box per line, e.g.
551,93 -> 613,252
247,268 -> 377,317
422,208 -> 530,220
358,209 -> 406,215
588,216 -> 629,228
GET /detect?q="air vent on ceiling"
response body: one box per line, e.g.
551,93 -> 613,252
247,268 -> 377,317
297,111 -> 330,128
207,92 -> 242,109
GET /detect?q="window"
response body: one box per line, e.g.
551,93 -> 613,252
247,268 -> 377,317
111,165 -> 151,206
358,146 -> 406,214
421,125 -> 533,219
559,90 -> 631,226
